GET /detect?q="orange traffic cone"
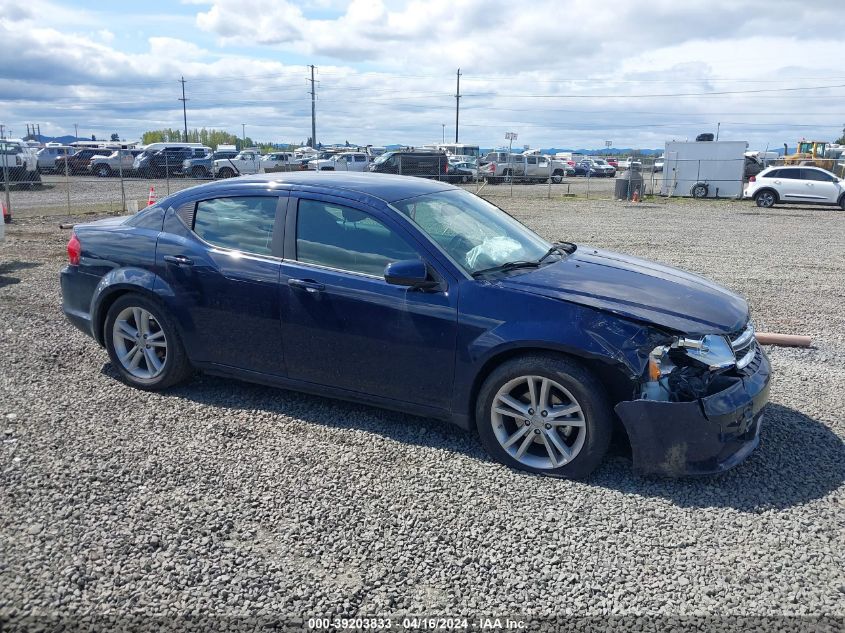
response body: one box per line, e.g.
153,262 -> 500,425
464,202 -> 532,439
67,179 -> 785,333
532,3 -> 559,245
1,200 -> 8,223
147,187 -> 156,207
632,187 -> 640,203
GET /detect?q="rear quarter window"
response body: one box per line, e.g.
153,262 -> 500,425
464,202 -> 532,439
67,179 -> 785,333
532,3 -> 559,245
193,197 -> 278,256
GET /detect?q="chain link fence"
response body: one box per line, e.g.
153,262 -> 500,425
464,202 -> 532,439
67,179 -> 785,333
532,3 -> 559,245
3,144 -> 844,221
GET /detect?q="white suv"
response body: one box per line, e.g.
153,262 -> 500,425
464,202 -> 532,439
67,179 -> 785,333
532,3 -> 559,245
744,166 -> 845,209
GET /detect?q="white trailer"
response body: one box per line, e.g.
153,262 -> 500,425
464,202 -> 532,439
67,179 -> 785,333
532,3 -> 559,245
661,140 -> 748,199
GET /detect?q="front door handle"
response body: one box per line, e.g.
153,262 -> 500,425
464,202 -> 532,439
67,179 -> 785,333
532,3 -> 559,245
163,255 -> 194,266
288,278 -> 325,293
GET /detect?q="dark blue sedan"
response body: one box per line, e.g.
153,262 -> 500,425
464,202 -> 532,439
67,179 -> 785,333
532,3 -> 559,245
61,173 -> 770,478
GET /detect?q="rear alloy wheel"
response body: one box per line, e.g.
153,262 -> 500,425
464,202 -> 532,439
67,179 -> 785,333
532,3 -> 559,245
218,167 -> 235,178
476,355 -> 612,479
755,190 -> 776,208
95,164 -> 111,177
105,294 -> 192,390
551,171 -> 563,184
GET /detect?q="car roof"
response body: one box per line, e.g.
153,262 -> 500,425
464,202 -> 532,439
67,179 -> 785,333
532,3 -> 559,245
186,172 -> 458,203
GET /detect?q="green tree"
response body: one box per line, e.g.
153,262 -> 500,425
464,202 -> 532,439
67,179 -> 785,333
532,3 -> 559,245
836,125 -> 845,144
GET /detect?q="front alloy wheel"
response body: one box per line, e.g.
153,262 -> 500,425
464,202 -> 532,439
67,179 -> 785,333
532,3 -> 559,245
491,376 -> 586,469
476,354 -> 612,479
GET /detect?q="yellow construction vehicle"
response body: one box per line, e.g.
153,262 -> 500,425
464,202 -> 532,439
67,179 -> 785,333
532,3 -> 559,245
783,140 -> 836,170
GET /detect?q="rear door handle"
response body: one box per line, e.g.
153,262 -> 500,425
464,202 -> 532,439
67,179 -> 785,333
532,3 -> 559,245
163,255 -> 194,266
288,278 -> 325,293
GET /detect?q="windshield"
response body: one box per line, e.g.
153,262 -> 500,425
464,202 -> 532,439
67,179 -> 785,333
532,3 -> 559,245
0,143 -> 22,156
392,189 -> 551,275
373,153 -> 392,165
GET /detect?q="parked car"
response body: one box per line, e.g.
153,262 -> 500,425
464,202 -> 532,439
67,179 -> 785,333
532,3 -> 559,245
744,166 -> 845,209
573,158 -> 615,177
477,153 -> 571,184
369,150 -> 449,179
448,161 -> 478,183
308,152 -> 371,172
653,156 -> 665,172
61,172 -> 770,479
183,150 -> 238,179
89,149 -> 144,177
213,149 -> 263,178
0,139 -> 41,187
606,158 -> 619,168
262,152 -> 300,172
134,147 -> 208,178
618,157 -> 642,170
36,145 -> 74,173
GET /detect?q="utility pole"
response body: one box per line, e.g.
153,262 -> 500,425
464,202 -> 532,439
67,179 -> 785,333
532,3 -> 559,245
0,124 -> 5,139
716,122 -> 721,141
179,76 -> 189,143
242,123 -> 246,149
442,124 -> 445,144
308,65 -> 317,148
455,68 -> 461,143
74,123 -> 78,140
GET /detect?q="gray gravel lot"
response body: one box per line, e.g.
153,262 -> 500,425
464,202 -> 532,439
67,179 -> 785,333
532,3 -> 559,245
0,190 -> 843,630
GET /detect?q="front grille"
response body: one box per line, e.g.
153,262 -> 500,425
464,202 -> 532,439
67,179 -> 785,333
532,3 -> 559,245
730,322 -> 757,371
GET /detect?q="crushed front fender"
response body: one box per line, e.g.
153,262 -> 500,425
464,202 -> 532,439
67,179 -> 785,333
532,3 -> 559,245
615,348 -> 772,476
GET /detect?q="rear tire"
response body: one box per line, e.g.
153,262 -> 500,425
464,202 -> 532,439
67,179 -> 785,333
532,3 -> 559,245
95,164 -> 111,177
755,190 -> 777,208
476,354 -> 613,479
104,293 -> 192,391
191,166 -> 207,179
691,183 -> 708,198
217,167 -> 235,178
551,170 -> 563,184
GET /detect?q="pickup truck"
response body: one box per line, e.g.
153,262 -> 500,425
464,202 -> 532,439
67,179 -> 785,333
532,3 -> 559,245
89,149 -> 143,177
213,150 -> 263,178
478,152 -> 572,184
0,139 -> 41,188
308,151 -> 371,172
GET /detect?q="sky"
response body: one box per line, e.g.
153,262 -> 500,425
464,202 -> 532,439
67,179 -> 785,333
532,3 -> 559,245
1,0 -> 844,150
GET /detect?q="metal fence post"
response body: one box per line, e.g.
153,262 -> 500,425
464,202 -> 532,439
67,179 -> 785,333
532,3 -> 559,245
398,154 -> 402,176
119,149 -> 126,212
2,151 -> 11,219
508,153 -> 514,197
65,151 -> 71,215
547,158 -> 552,199
165,153 -> 171,196
586,169 -> 590,199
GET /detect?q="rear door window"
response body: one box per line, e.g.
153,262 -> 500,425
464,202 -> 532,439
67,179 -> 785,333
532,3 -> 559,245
777,168 -> 802,179
193,197 -> 279,256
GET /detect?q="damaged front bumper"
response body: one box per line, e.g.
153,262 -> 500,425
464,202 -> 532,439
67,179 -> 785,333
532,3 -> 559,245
614,348 -> 771,476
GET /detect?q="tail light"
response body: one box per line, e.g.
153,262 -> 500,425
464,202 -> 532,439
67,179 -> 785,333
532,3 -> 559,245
490,163 -> 496,173
67,233 -> 81,265
749,176 -> 756,182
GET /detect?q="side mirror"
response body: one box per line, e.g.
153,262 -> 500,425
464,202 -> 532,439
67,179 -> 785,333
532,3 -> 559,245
384,259 -> 439,290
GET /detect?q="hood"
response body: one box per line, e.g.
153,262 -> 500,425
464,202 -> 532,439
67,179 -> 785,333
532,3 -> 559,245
499,247 -> 748,335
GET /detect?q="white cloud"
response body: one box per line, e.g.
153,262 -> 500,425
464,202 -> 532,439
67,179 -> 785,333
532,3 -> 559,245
1,0 -> 843,148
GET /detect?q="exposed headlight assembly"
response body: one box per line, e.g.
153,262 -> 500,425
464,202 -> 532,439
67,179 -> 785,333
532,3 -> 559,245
643,335 -> 736,401
672,335 -> 736,371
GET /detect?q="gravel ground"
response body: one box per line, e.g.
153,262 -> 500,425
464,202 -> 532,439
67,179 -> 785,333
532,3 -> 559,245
1,191 -> 843,631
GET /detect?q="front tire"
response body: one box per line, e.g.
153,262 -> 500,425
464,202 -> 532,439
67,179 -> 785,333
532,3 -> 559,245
217,167 -> 235,178
104,294 -> 192,390
476,354 -> 613,479
95,164 -> 111,177
755,190 -> 777,208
